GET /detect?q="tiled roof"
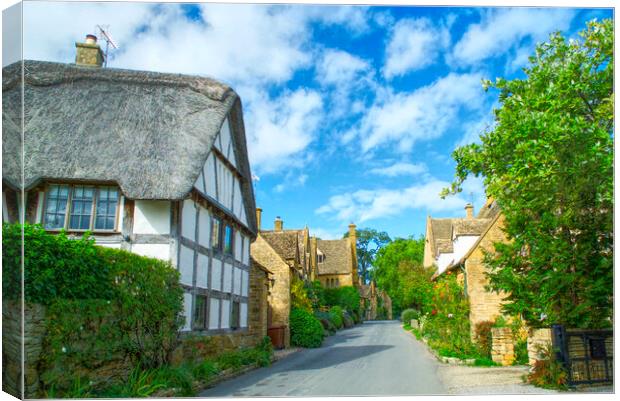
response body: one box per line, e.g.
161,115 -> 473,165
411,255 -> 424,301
260,230 -> 300,260
452,219 -> 491,236
316,238 -> 352,275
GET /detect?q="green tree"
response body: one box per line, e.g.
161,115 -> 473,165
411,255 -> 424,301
372,237 -> 424,313
443,20 -> 613,328
343,228 -> 391,284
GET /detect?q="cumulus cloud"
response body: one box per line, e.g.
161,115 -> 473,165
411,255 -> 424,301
351,72 -> 486,154
316,177 -> 485,223
369,162 -> 427,177
274,172 -> 309,193
383,17 -> 450,78
243,87 -> 323,174
450,8 -> 576,67
22,2 -> 372,176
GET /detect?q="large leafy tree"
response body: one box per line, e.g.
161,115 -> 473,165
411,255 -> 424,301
372,237 -> 431,314
343,228 -> 391,284
443,20 -> 613,328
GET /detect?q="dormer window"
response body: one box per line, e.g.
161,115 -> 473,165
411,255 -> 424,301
318,252 -> 325,263
43,184 -> 119,232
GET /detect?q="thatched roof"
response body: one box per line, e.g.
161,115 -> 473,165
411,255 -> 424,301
2,60 -> 257,232
317,238 -> 352,275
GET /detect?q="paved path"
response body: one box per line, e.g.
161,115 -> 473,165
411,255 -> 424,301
200,321 -> 447,396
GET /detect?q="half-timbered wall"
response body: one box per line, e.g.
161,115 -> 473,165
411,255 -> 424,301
179,116 -> 252,334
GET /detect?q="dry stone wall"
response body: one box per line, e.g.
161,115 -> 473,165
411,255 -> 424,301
527,328 -> 552,366
491,327 -> 515,366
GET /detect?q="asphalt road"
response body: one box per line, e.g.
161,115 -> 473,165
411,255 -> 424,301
200,320 -> 447,397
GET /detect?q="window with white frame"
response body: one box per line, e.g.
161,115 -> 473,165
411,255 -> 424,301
43,184 -> 119,231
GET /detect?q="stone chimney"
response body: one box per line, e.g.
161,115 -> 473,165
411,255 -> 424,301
75,34 -> 105,67
256,207 -> 262,231
274,216 -> 283,232
465,203 -> 474,219
348,223 -> 359,285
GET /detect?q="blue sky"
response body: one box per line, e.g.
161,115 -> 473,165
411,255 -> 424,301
15,2 -> 613,240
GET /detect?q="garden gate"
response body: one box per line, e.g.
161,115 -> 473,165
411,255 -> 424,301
551,324 -> 613,386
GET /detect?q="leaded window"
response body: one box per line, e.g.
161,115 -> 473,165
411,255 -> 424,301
95,187 -> 119,230
44,185 -> 70,229
69,186 -> 94,230
212,217 -> 222,250
43,184 -> 119,231
193,295 -> 208,330
231,300 -> 240,330
224,224 -> 233,255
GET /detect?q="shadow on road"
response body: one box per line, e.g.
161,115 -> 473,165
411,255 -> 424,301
289,345 -> 394,371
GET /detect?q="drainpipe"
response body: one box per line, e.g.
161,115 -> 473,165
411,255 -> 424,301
460,264 -> 468,298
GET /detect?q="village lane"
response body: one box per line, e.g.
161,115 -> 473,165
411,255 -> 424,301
200,321 -> 447,397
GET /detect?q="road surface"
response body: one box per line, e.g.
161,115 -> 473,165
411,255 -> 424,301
200,320 -> 447,397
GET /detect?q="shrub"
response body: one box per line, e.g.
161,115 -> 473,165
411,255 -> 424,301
291,276 -> 313,312
324,286 -> 361,313
314,311 -> 336,334
527,344 -> 568,389
305,281 -> 327,310
401,308 -> 419,323
514,338 -> 529,365
343,312 -> 354,328
474,321 -> 494,359
290,308 -> 324,348
329,306 -> 344,329
3,223 -> 112,303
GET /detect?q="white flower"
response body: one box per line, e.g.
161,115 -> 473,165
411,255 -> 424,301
61,347 -> 67,353
540,313 -> 547,321
448,313 -> 453,318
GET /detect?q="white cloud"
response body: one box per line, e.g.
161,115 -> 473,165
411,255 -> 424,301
316,49 -> 371,86
451,8 -> 575,67
351,72 -> 485,153
311,227 -> 344,240
243,87 -> 323,174
383,18 -> 450,78
274,173 -> 308,193
24,3 -> 373,176
369,162 -> 427,177
316,177 -> 485,223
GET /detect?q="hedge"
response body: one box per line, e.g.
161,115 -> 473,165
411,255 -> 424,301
329,306 -> 344,329
401,308 -> 420,323
3,224 -> 184,373
290,308 -> 324,348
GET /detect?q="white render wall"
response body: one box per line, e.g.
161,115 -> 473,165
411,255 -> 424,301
436,253 -> 455,275
452,235 -> 479,267
133,200 -> 171,234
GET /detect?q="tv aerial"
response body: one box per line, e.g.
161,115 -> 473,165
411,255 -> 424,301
95,25 -> 119,67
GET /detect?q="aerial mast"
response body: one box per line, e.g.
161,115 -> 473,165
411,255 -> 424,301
95,25 -> 119,67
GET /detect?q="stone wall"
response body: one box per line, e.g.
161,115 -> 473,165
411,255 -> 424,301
248,263 -> 269,339
527,328 -> 552,367
319,273 -> 353,288
465,215 -> 509,339
491,327 -> 515,366
251,235 -> 292,347
2,302 -> 45,399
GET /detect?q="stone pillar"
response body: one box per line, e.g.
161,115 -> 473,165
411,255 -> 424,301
491,327 -> 515,366
527,328 -> 552,367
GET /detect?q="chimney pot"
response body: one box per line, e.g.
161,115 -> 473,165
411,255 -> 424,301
85,34 -> 97,44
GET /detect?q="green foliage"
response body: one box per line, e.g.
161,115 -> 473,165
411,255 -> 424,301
323,285 -> 361,315
372,237 -> 426,315
3,223 -> 112,303
328,306 -> 344,329
473,358 -> 499,367
291,275 -> 313,312
514,338 -> 529,366
473,321 -> 494,359
290,307 -> 324,348
343,228 -> 391,284
443,20 -> 613,329
527,344 -> 568,390
100,246 -> 184,368
492,316 -> 508,328
422,273 -> 478,358
305,280 -> 327,311
401,308 -> 420,323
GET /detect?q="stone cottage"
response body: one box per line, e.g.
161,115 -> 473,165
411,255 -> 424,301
423,199 -> 508,340
2,36 -> 268,344
315,224 -> 359,288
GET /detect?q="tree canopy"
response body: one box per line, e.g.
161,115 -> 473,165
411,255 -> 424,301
343,228 -> 391,284
372,237 -> 433,315
443,19 -> 613,328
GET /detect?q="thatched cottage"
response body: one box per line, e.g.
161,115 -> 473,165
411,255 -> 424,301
2,36 -> 266,341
